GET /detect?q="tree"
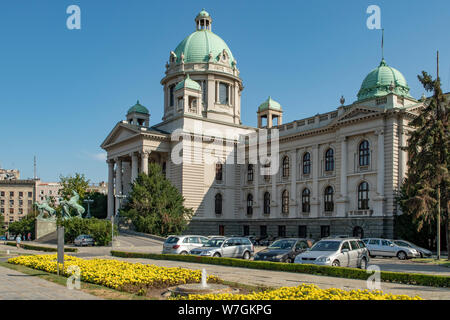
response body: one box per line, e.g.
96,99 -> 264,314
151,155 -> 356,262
120,163 -> 193,236
7,214 -> 35,238
83,191 -> 107,219
400,70 -> 450,260
0,214 -> 5,236
59,173 -> 90,201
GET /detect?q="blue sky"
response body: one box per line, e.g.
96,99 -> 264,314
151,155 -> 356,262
0,0 -> 449,182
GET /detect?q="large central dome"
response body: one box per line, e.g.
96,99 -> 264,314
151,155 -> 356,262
172,10 -> 235,67
173,30 -> 235,67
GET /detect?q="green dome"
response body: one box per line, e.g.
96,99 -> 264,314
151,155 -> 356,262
357,59 -> 412,101
175,74 -> 201,91
196,9 -> 210,18
173,30 -> 235,67
127,100 -> 149,114
258,96 -> 282,112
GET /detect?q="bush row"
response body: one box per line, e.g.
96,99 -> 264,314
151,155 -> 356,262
61,217 -> 117,246
5,242 -> 77,253
110,251 -> 450,288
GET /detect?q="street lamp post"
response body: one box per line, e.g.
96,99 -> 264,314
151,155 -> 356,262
112,194 -> 126,249
83,198 -> 94,218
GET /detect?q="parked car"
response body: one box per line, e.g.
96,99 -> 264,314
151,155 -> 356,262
294,238 -> 370,269
362,238 -> 420,260
162,235 -> 209,254
189,237 -> 254,259
0,235 -> 6,241
74,234 -> 95,247
392,240 -> 432,258
253,238 -> 314,263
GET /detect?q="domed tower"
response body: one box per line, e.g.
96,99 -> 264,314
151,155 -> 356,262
161,9 -> 243,124
257,96 -> 283,128
356,58 -> 416,108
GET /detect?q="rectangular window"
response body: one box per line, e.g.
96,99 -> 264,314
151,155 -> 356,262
243,225 -> 250,236
219,82 -> 229,105
19,192 -> 23,197
0,191 -> 4,197
9,192 -> 14,198
278,225 -> 286,238
260,225 -> 267,237
320,225 -> 330,238
9,208 -> 14,214
28,192 -> 32,197
298,225 -> 307,238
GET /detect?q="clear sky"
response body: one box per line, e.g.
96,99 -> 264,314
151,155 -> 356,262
0,0 -> 449,182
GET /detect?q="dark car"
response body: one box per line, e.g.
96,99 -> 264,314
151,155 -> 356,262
253,238 -> 314,263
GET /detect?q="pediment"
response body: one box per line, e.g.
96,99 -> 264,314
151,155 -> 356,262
335,106 -> 382,123
101,123 -> 140,148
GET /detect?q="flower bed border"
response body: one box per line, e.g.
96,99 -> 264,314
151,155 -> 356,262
110,250 -> 450,288
5,242 -> 77,253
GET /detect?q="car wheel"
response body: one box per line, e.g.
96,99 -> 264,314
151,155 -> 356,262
180,251 -> 188,255
213,253 -> 221,258
243,251 -> 250,260
286,258 -> 293,263
332,260 -> 340,267
359,258 -> 367,269
397,251 -> 407,260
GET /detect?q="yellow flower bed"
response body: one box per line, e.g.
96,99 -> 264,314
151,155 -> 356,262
8,254 -> 221,291
174,284 -> 422,300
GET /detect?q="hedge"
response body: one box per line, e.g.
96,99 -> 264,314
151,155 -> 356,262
110,250 -> 450,288
5,242 -> 77,253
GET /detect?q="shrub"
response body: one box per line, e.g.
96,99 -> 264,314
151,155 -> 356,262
61,217 -> 117,246
5,242 -> 77,252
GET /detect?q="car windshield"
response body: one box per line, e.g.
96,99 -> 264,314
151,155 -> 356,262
204,239 -> 224,247
269,239 -> 296,249
165,237 -> 179,244
395,241 -> 411,247
310,241 -> 341,251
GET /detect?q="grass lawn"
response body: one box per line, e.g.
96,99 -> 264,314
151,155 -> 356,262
411,258 -> 450,268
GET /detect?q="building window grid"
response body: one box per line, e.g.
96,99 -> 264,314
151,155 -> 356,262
325,148 -> 334,172
263,192 -> 270,215
282,156 -> 290,178
215,193 -> 223,215
358,182 -> 370,210
324,186 -> 334,212
359,140 -> 370,167
303,152 -> 311,175
246,194 -> 253,215
247,164 -> 253,182
301,188 -> 311,213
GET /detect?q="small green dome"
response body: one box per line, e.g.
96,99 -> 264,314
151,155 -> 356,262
175,74 -> 201,91
127,100 -> 149,114
357,59 -> 412,101
196,8 -> 210,18
258,96 -> 282,112
173,30 -> 235,67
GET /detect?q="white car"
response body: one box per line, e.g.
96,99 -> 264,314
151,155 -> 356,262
294,238 -> 370,269
362,238 -> 420,260
162,235 -> 209,254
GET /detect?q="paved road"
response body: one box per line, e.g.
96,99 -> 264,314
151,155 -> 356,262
92,255 -> 450,300
0,265 -> 101,300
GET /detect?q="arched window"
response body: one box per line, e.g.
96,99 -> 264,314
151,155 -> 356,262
263,192 -> 271,215
353,226 -> 364,239
325,148 -> 334,172
302,188 -> 310,213
247,164 -> 253,182
215,193 -> 222,215
247,194 -> 253,215
282,156 -> 290,178
282,190 -> 289,214
359,140 -> 370,166
358,181 -> 369,210
324,186 -> 334,212
303,152 -> 311,175
215,163 -> 223,181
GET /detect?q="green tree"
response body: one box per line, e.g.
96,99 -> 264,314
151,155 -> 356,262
83,191 -> 107,219
400,70 -> 449,260
59,173 -> 90,201
7,214 -> 35,238
121,163 -> 193,236
0,214 -> 5,236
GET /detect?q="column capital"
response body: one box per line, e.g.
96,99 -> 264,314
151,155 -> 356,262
375,129 -> 384,136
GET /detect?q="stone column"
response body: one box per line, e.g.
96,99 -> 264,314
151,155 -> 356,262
141,151 -> 149,175
115,159 -> 122,211
311,145 -> 320,218
271,162 -> 277,216
337,137 -> 348,217
131,153 -> 138,182
107,159 -> 115,218
398,120 -> 407,185
373,129 -> 385,216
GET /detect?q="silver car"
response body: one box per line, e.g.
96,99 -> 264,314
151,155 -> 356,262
362,238 -> 420,260
74,234 -> 94,247
162,235 -> 209,254
294,238 -> 370,269
189,237 -> 254,259
393,240 -> 432,258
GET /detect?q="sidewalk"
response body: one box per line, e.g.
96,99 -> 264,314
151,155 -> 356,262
0,265 -> 101,300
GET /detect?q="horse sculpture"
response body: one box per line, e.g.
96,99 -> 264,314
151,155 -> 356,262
35,196 -> 56,220
59,191 -> 85,220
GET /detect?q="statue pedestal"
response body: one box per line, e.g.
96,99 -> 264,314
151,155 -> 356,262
35,218 -> 57,240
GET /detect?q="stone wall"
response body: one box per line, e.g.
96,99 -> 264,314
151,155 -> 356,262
35,219 -> 57,240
